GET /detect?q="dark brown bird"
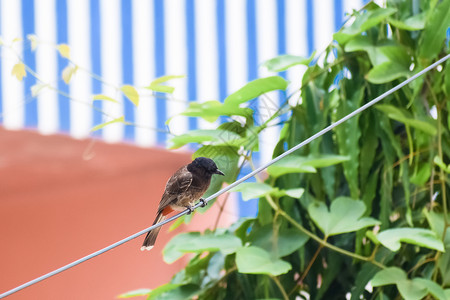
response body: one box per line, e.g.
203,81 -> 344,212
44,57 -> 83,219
141,157 -> 224,251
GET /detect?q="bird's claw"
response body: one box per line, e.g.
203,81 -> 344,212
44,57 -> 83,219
186,206 -> 194,215
199,198 -> 207,207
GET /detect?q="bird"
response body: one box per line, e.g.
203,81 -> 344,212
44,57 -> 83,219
141,157 -> 225,251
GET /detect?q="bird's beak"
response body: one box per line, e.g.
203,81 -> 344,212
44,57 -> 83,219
215,169 -> 225,176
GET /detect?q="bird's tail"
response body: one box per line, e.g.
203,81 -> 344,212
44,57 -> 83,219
140,212 -> 166,251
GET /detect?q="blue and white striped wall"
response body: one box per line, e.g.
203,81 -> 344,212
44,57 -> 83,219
0,0 -> 364,162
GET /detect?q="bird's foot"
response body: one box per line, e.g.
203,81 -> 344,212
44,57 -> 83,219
186,205 -> 194,215
199,198 -> 208,207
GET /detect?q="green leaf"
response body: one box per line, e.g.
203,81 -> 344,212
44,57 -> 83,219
117,288 -> 151,298
267,155 -> 349,178
11,62 -> 26,81
371,267 -> 407,286
366,61 -> 411,84
224,76 -> 288,106
120,85 -> 139,106
163,232 -> 242,264
236,246 -> 292,276
250,225 -> 309,258
93,94 -> 119,103
180,100 -> 253,123
168,129 -> 242,149
146,75 -> 184,94
388,13 -> 426,31
371,268 -> 445,300
91,116 -> 125,132
375,104 -> 437,135
423,210 -> 450,247
419,0 -> 450,59
281,188 -> 304,199
334,7 -> 397,44
308,197 -> 380,236
434,156 -> 450,173
231,182 -> 277,201
377,228 -> 445,252
261,54 -> 314,72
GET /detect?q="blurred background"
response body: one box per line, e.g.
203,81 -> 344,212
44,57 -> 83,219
0,0 -> 365,299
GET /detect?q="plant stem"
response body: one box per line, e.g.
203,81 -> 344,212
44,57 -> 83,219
270,275 -> 289,300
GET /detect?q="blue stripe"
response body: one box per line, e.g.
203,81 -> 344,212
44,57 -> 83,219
216,0 -> 227,104
56,0 -> 70,132
334,0 -> 343,30
154,0 -> 166,145
243,0 -> 259,217
90,0 -> 102,136
185,0 -> 197,131
121,0 -> 135,140
276,0 -> 288,123
22,0 -> 36,128
306,0 -> 314,54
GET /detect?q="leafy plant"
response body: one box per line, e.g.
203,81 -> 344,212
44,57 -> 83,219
122,0 -> 450,299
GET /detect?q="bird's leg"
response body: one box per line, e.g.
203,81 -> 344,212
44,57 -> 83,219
185,205 -> 194,215
199,198 -> 207,207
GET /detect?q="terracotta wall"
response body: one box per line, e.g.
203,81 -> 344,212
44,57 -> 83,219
0,128 -> 236,299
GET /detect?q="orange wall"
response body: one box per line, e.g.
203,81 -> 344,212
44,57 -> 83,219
0,128 -> 236,299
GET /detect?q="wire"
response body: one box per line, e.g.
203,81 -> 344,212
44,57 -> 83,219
1,53 -> 449,299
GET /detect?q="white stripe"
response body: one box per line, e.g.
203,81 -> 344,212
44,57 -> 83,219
99,0 -> 123,143
225,0 -> 247,94
67,0 -> 92,138
256,0 -> 279,165
132,0 -> 156,147
313,0 -> 335,53
286,0 -> 308,101
35,0 -> 58,134
0,0 -> 24,130
164,0 -> 188,136
194,0 -> 219,129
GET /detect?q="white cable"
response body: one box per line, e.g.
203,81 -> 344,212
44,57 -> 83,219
1,53 -> 449,299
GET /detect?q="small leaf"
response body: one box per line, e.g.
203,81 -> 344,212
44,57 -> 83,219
168,129 -> 241,149
62,65 -> 78,84
224,76 -> 288,106
434,156 -> 450,173
120,85 -> 139,106
377,228 -> 445,252
117,288 -> 151,298
366,61 -> 411,84
92,94 -> 119,103
388,13 -> 426,31
91,116 -> 125,132
146,75 -> 185,93
163,232 -> 242,264
262,53 -> 314,72
371,267 -> 407,286
231,182 -> 277,201
57,44 -> 70,58
250,225 -> 309,258
31,83 -> 48,97
11,63 -> 26,81
236,246 -> 292,276
180,100 -> 253,123
282,188 -> 304,199
308,197 -> 380,236
419,0 -> 450,60
396,279 -> 428,300
27,34 -> 39,50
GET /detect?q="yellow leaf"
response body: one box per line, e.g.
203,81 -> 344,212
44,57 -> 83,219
62,65 -> 78,84
31,83 -> 48,97
12,37 -> 22,43
91,116 -> 125,132
92,94 -> 119,103
27,34 -> 38,50
120,85 -> 139,106
57,44 -> 70,59
11,63 -> 26,81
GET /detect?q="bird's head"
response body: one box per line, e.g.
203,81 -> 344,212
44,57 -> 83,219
191,157 -> 225,176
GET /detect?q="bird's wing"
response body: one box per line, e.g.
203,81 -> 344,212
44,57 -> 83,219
158,166 -> 193,211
